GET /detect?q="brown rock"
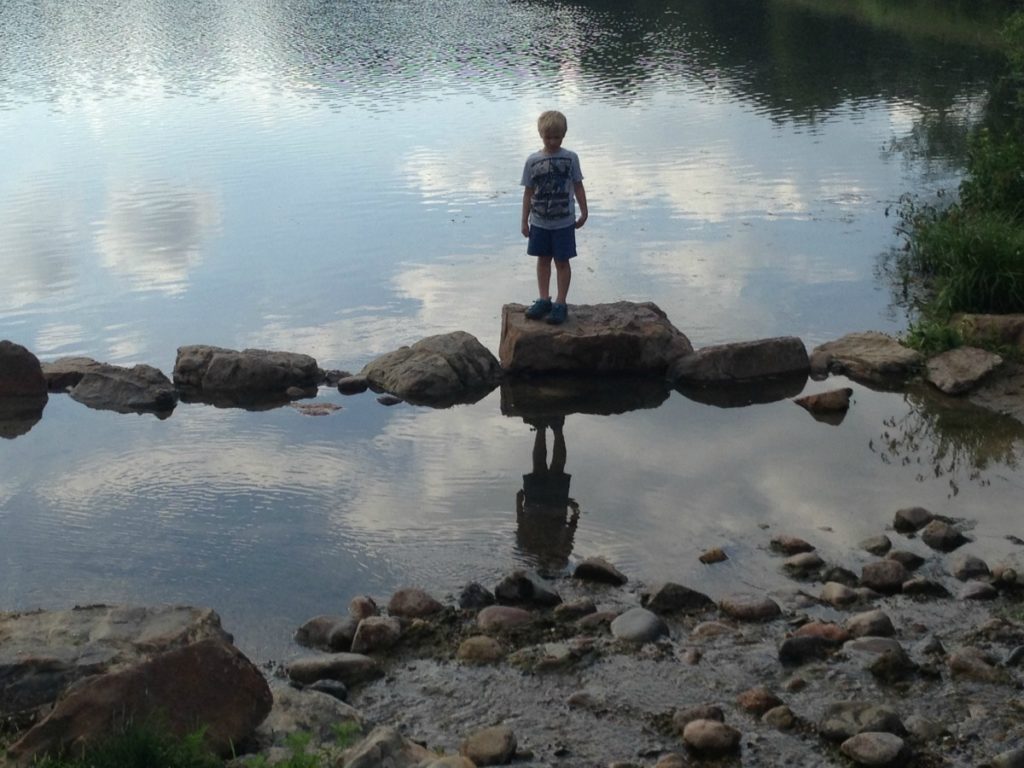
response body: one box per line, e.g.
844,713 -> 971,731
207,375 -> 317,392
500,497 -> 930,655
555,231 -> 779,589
719,593 -> 781,622
794,387 -> 853,413
456,636 -> 505,665
860,560 -> 908,594
770,535 -> 815,555
7,639 -> 271,763
737,685 -> 783,715
926,346 -> 1003,395
387,588 -> 443,618
699,547 -> 728,564
460,725 -> 516,766
810,332 -> 922,387
477,605 -> 532,632
670,336 -> 808,383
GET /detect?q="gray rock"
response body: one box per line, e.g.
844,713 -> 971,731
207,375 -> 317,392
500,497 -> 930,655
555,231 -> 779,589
770,535 -> 815,555
499,301 -> 692,375
359,331 -> 500,407
69,363 -> 177,415
763,705 -> 797,730
821,581 -> 858,607
641,582 -> 715,614
860,560 -> 908,594
859,535 -> 892,556
893,506 -> 934,532
886,549 -> 925,570
951,553 -> 990,581
670,336 -> 809,383
295,615 -> 354,652
845,609 -> 895,638
610,607 -> 669,644
818,702 -> 906,742
719,593 -> 781,622
673,705 -> 724,731
960,580 -> 998,600
459,582 -> 495,610
992,747 -> 1024,768
553,597 -> 597,621
286,653 -> 382,687
348,595 -> 378,620
949,647 -> 1010,683
0,340 -> 46,397
344,725 -> 433,768
783,551 -> 824,576
494,569 -> 561,607
460,725 -> 517,766
1006,645 -> 1024,666
387,587 -> 443,618
841,732 -> 907,766
39,356 -> 107,391
925,346 -> 1003,395
903,715 -> 945,742
7,639 -> 271,763
736,685 -> 783,715
573,557 -> 627,585
921,520 -> 968,552
174,345 -> 322,401
681,719 -> 741,755
254,682 -> 361,749
779,635 -> 835,665
901,577 -> 950,598
350,616 -> 402,654
810,332 -> 922,387
337,375 -> 369,394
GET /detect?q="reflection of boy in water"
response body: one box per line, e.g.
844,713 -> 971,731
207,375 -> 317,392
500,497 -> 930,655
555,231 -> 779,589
516,416 -> 580,571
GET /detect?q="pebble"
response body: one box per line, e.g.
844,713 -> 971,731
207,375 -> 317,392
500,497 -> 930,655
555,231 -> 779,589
841,731 -> 907,766
460,725 -> 517,766
818,702 -> 905,742
770,535 -> 815,555
673,705 -> 724,731
783,551 -> 824,576
477,605 -> 533,632
577,611 -> 617,630
893,506 -> 934,532
567,690 -> 605,712
794,620 -> 850,644
699,547 -> 728,564
459,582 -> 495,610
921,520 -> 968,552
306,679 -> 349,702
456,636 -> 505,664
610,607 -> 669,644
294,615 -> 347,651
641,582 -> 715,614
949,647 -> 1008,683
554,597 -> 597,621
778,635 -> 834,666
886,549 -> 925,570
737,685 -> 783,715
821,581 -> 858,607
951,553 -> 990,581
860,560 -> 908,594
349,595 -> 378,620
350,616 -> 401,654
573,557 -> 628,585
718,593 -> 781,622
901,577 -> 950,598
762,705 -> 796,730
692,621 -> 734,638
388,587 -> 443,618
859,535 -> 892,556
1006,645 -> 1024,666
654,754 -> 687,768
992,747 -> 1024,768
845,609 -> 895,638
681,719 -> 741,755
960,580 -> 998,600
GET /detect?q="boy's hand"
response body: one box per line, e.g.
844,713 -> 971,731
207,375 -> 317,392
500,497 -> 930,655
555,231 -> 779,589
574,213 -> 588,229
521,223 -> 530,238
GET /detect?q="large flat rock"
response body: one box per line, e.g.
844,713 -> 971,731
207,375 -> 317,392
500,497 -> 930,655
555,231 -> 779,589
499,302 -> 692,374
669,336 -> 809,384
810,331 -> 922,388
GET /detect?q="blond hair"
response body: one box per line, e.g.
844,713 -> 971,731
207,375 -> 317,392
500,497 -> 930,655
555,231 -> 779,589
537,110 -> 568,137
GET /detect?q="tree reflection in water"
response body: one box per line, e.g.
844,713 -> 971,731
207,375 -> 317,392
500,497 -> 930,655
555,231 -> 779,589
873,383 -> 1023,496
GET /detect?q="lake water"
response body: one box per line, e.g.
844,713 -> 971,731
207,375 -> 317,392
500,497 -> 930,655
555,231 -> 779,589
2,0 -> 1021,661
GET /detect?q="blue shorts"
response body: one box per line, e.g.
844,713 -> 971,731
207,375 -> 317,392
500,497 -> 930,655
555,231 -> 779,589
527,224 -> 577,261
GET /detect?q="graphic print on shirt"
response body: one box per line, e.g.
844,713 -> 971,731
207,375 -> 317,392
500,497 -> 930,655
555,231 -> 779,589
529,156 -> 574,221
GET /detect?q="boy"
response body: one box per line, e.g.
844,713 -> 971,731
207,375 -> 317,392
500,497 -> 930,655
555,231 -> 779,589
520,110 -> 588,325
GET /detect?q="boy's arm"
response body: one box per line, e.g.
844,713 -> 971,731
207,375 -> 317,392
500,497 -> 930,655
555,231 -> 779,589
574,182 -> 588,229
521,188 -> 533,238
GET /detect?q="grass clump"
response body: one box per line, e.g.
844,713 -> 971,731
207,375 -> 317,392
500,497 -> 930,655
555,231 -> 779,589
34,726 -> 220,768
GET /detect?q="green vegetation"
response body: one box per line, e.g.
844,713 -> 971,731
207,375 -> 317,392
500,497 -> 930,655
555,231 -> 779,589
895,8 -> 1024,354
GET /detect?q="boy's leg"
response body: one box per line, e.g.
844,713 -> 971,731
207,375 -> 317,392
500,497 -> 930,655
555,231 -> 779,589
554,259 -> 571,304
536,256 -> 553,300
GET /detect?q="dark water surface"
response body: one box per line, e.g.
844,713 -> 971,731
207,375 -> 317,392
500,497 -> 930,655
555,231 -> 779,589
2,0 -> 1021,660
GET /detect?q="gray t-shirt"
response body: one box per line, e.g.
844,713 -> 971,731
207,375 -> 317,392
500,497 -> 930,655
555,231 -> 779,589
520,148 -> 584,230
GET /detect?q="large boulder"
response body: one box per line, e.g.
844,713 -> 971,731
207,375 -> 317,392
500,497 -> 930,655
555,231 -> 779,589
669,336 -> 808,385
69,364 -> 178,415
6,639 -> 272,764
499,302 -> 692,375
925,346 -> 1003,395
0,605 -> 233,719
0,342 -> 48,438
954,313 -> 1024,350
360,331 -> 501,406
810,332 -> 922,388
174,345 -> 322,404
0,341 -> 47,398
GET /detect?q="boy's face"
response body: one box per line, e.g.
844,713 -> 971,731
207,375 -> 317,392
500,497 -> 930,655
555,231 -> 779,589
540,129 -> 564,153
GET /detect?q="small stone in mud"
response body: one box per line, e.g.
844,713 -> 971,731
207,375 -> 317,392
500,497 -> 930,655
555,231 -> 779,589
554,597 -> 597,621
736,685 -> 783,716
573,556 -> 628,585
349,595 -> 378,620
860,560 -> 907,594
921,520 -> 968,552
821,581 -> 858,607
610,607 -> 669,644
902,577 -> 950,598
682,719 -> 741,755
783,676 -> 807,692
719,593 -> 781,622
845,609 -> 895,638
460,725 -> 517,766
886,550 -> 925,570
673,705 -> 725,731
388,587 -> 443,618
859,535 -> 892,556
778,635 -> 834,666
763,705 -> 797,730
818,702 -> 906,742
951,553 -> 990,581
960,580 -> 998,600
351,616 -> 402,654
770,535 -> 815,555
477,605 -> 532,632
821,565 -> 860,586
949,647 -> 1009,683
654,754 -> 687,768
841,732 -> 907,766
867,646 -> 918,684
992,563 -> 1019,586
683,648 -> 702,665
795,621 -> 850,644
567,690 -> 606,712
458,582 -> 495,610
783,551 -> 824,576
699,547 -> 728,564
893,506 -> 934,532
641,582 -> 715,614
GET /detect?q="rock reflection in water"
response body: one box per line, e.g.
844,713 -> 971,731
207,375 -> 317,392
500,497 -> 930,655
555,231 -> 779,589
674,371 -> 808,409
0,395 -> 47,440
